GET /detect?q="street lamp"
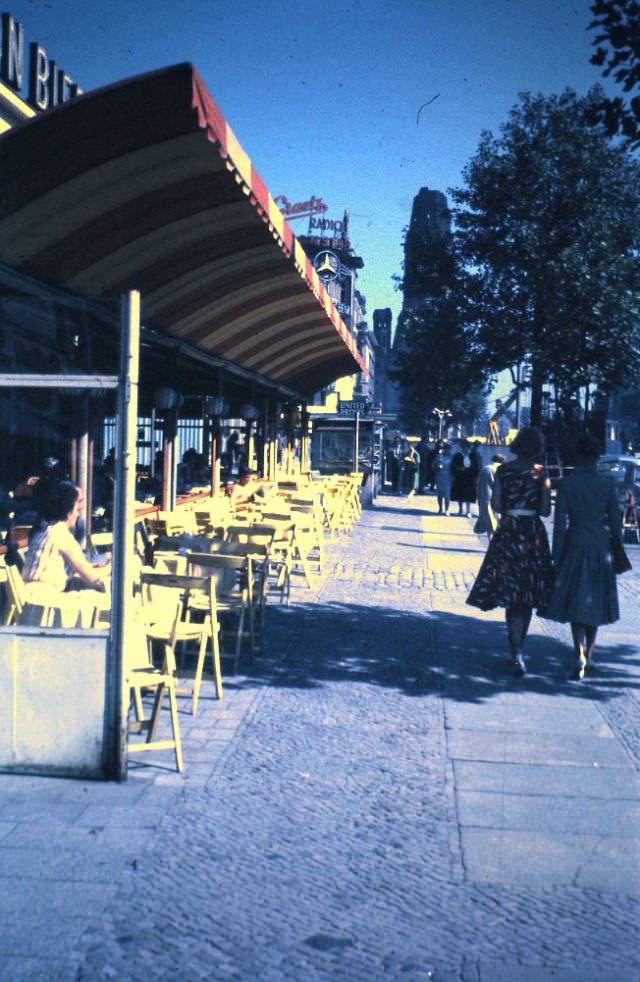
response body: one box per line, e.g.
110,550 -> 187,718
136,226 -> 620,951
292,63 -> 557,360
432,407 -> 452,440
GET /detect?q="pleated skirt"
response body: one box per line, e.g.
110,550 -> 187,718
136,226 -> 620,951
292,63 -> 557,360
542,534 -> 619,626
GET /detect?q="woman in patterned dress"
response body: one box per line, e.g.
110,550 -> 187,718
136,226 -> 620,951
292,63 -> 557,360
467,427 -> 554,676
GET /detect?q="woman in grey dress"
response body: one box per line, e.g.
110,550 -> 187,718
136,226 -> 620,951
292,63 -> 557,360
542,434 -> 622,680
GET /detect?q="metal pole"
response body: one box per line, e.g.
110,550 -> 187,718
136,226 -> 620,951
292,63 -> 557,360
354,411 -> 360,474
210,418 -> 219,497
107,290 -> 140,781
161,415 -> 172,512
77,395 -> 90,546
150,409 -> 157,479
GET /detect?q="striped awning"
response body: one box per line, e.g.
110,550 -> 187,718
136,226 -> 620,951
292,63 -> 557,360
0,63 -> 366,395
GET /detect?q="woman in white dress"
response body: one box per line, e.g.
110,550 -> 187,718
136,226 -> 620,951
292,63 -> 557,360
23,481 -> 110,619
474,453 -> 505,540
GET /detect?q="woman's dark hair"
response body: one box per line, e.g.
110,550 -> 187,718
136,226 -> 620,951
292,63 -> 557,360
509,426 -> 544,459
41,481 -> 80,523
492,453 -> 506,464
574,433 -> 601,463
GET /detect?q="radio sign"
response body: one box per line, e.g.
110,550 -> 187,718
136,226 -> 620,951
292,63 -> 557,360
1,12 -> 82,112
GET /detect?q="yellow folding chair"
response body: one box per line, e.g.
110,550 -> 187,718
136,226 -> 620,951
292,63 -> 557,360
186,552 -> 253,673
139,571 -> 222,715
127,601 -> 183,772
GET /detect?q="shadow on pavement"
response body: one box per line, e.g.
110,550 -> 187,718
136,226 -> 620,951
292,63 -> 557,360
396,541 -> 481,554
244,601 -> 638,705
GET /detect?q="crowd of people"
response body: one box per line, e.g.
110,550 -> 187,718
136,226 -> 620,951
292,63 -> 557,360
386,436 -> 486,514
387,427 -> 629,683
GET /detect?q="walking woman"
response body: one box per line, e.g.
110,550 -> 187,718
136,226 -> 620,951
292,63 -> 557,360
467,427 -> 554,676
404,443 -> 421,497
433,441 -> 453,515
451,442 -> 478,517
474,453 -> 505,540
541,434 -> 623,680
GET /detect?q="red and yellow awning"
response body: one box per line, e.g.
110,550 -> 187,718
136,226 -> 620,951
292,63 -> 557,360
0,63 -> 367,394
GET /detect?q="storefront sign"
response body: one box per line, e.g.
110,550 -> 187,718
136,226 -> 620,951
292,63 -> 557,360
274,194 -> 327,221
339,401 -> 371,418
339,399 -> 371,416
305,234 -> 349,251
1,12 -> 82,111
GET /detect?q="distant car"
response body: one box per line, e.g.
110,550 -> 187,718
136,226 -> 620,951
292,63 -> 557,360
596,454 -> 640,509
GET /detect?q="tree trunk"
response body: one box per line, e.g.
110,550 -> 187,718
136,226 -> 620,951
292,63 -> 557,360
529,360 -> 544,428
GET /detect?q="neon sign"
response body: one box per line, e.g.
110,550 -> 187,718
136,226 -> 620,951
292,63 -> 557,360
274,194 -> 327,221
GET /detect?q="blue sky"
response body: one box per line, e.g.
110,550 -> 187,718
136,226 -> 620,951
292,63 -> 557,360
9,0 -> 612,333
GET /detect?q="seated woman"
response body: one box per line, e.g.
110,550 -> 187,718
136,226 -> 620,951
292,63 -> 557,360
23,481 -> 111,603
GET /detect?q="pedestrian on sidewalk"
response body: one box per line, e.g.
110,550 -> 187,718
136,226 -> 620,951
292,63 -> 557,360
466,427 -> 554,676
473,453 -> 505,540
433,441 -> 453,514
404,443 -> 420,497
540,433 -> 624,681
451,441 -> 479,516
386,442 -> 401,493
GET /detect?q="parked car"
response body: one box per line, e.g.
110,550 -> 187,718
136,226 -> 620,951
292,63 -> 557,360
596,454 -> 640,509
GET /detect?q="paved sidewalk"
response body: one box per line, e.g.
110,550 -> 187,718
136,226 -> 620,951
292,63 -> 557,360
1,493 -> 639,981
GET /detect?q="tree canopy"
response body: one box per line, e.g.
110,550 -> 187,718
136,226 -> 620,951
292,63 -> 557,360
588,0 -> 640,148
451,88 -> 640,425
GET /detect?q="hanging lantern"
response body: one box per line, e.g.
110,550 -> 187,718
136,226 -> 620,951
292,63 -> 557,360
206,395 -> 229,417
154,386 -> 180,411
240,403 -> 258,421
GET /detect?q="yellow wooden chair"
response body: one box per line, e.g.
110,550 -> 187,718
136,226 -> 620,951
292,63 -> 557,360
186,552 -> 253,673
289,502 -> 325,573
243,518 -> 294,602
220,525 -> 276,639
261,510 -> 314,588
7,564 -> 100,629
127,601 -> 183,772
139,571 -> 222,715
2,562 -> 25,625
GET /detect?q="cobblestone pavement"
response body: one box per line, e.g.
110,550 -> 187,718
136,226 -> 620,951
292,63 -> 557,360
1,493 -> 639,981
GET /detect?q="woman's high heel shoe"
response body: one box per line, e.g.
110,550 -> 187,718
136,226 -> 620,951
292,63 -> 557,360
569,650 -> 587,681
512,653 -> 526,677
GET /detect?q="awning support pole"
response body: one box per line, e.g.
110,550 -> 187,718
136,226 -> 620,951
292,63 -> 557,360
107,290 -> 140,781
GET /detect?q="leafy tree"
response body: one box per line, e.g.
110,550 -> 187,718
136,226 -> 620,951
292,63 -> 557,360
391,302 -> 487,434
451,88 -> 640,426
588,0 -> 640,148
391,217 -> 488,433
